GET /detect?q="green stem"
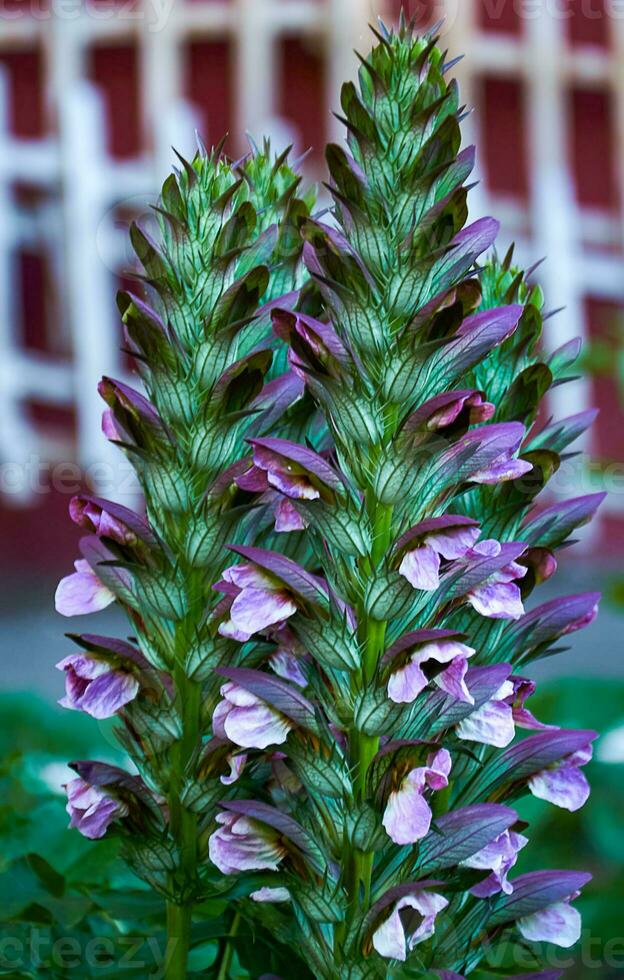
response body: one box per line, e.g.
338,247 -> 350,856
215,910 -> 241,980
348,498 -> 395,921
165,901 -> 192,980
165,574 -> 203,976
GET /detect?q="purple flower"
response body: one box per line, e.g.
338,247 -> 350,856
65,777 -> 128,839
215,563 -> 298,642
69,496 -> 156,560
457,680 -> 516,747
102,409 -> 123,441
465,540 -> 527,620
69,497 -> 136,546
407,390 -> 495,433
250,886 -> 291,903
396,516 -> 481,591
509,677 -> 558,732
248,438 -> 341,499
272,309 -> 350,380
220,752 -> 248,786
213,682 -> 293,749
382,748 -> 452,845
269,649 -> 308,688
55,560 -> 115,617
372,889 -> 449,960
387,637 -> 476,705
463,829 -> 528,897
529,744 -> 592,812
208,811 -> 286,874
56,653 -> 139,719
466,424 -> 533,485
275,498 -> 308,533
517,892 -> 582,948
237,438 -> 343,534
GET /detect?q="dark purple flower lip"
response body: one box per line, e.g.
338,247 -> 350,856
68,633 -> 147,665
404,390 -> 494,433
98,377 -> 163,428
271,308 -> 351,373
247,437 -> 345,492
69,495 -> 159,553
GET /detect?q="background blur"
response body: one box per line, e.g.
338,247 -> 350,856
0,1 -> 622,977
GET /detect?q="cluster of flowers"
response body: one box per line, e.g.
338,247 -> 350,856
54,16 -> 603,980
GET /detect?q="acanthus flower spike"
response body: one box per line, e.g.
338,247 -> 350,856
51,17 -> 603,979
211,20 -> 601,976
54,141 -> 317,978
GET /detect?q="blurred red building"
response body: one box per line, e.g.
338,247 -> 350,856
1,0 -> 623,568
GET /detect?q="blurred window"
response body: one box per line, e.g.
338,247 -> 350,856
0,48 -> 45,138
89,44 -> 142,158
278,36 -> 326,164
566,0 -> 610,48
478,0 -> 522,35
569,87 -> 618,210
185,40 -> 234,154
585,296 -> 624,462
481,76 -> 529,199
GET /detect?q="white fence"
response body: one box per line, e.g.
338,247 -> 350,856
0,0 -> 623,533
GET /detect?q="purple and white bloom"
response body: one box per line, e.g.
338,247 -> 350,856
56,653 -> 139,719
382,748 -> 452,845
65,777 -> 128,840
250,886 -> 291,903
407,390 -> 495,433
221,752 -> 248,786
208,811 -> 286,875
275,498 -> 308,532
213,682 -> 293,749
102,408 -> 123,441
372,890 -> 449,961
55,560 -> 115,617
467,426 -> 533,485
517,893 -> 582,948
270,649 -> 308,688
509,677 -> 558,732
463,829 -> 528,897
272,309 -> 350,381
69,497 -> 136,546
562,601 -> 599,635
457,680 -> 516,747
216,563 -> 298,642
237,438 -> 342,534
397,517 -> 481,591
465,540 -> 527,620
529,744 -> 592,812
388,639 -> 476,705
248,438 -> 334,500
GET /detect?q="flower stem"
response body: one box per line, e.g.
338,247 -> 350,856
165,901 -> 192,980
165,572 -> 203,976
348,498 -> 394,923
215,910 -> 241,980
